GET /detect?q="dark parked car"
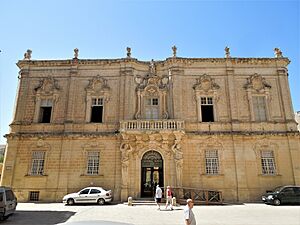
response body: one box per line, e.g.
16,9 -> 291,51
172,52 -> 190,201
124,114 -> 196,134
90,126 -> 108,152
262,185 -> 300,205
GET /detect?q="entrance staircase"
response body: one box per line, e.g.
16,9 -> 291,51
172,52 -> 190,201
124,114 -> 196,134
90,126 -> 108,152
124,188 -> 223,205
123,198 -> 156,206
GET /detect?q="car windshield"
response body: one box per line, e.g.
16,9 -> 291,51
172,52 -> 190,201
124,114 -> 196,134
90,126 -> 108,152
273,186 -> 283,193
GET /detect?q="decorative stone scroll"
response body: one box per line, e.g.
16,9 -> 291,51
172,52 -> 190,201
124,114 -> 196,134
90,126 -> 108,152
134,60 -> 170,119
35,76 -> 60,96
86,75 -> 111,102
193,74 -> 220,93
244,73 -> 271,92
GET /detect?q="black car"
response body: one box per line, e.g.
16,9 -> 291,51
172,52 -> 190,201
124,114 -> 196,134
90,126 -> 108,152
262,185 -> 300,205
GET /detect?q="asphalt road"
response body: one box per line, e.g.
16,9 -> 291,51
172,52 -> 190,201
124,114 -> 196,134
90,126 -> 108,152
1,203 -> 299,225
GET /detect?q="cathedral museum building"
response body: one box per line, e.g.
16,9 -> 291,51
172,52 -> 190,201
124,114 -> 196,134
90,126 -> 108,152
1,48 -> 299,203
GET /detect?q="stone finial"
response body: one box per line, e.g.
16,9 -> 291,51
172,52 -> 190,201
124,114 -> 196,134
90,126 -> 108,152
23,49 -> 32,60
274,48 -> 283,58
225,46 -> 230,58
149,59 -> 155,74
74,48 -> 79,59
126,47 -> 131,58
172,45 -> 177,57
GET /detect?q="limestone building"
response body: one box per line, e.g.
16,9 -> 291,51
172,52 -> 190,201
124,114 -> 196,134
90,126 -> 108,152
1,47 -> 300,203
296,111 -> 300,131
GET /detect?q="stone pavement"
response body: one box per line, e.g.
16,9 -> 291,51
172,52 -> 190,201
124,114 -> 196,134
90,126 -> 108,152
2,203 -> 300,225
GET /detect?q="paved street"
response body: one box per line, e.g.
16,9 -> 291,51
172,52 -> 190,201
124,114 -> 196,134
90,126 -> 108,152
1,203 -> 299,225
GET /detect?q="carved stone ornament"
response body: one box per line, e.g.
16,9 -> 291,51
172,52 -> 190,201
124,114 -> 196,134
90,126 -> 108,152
172,45 -> 177,57
86,75 -> 111,101
134,60 -> 170,119
193,74 -> 220,92
126,47 -> 131,58
35,76 -> 60,95
74,48 -> 79,59
244,73 -> 271,92
23,49 -> 32,60
274,48 -> 283,58
224,46 -> 230,58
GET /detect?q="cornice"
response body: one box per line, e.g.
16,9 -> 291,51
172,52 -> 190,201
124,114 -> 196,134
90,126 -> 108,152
16,57 -> 290,69
5,130 -> 299,139
187,130 -> 300,137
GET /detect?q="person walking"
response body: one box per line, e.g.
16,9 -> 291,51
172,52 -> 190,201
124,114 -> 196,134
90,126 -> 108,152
165,186 -> 173,210
184,199 -> 196,225
155,185 -> 162,210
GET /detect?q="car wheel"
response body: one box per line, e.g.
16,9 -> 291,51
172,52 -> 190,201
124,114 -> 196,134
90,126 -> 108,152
97,198 -> 105,205
274,199 -> 281,206
67,198 -> 75,205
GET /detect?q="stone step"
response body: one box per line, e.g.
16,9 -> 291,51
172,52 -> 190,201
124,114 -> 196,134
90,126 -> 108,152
123,198 -> 157,205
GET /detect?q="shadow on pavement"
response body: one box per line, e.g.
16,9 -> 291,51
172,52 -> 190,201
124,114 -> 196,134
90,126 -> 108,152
58,221 -> 134,225
0,210 -> 75,225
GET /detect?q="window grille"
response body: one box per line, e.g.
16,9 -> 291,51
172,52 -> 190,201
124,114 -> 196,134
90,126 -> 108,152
87,152 -> 100,175
92,98 -> 103,106
201,97 -> 213,105
91,98 -> 104,123
261,150 -> 276,175
29,191 -> 40,201
30,151 -> 45,175
205,150 -> 219,174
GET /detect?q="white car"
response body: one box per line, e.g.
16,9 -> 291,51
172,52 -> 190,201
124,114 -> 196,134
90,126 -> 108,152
63,187 -> 112,205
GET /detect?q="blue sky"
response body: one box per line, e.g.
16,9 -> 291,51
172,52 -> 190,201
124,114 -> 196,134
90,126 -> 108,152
0,0 -> 299,144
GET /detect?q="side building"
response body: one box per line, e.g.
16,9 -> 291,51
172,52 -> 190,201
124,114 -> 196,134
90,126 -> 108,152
1,48 -> 300,203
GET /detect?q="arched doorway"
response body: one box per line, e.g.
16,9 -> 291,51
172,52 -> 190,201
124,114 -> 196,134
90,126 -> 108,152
141,150 -> 164,197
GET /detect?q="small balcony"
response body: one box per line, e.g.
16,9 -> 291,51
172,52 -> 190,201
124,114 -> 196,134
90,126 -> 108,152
120,120 -> 185,132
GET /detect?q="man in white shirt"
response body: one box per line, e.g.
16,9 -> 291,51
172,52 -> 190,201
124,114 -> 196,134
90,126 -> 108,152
184,199 -> 196,225
155,185 -> 162,210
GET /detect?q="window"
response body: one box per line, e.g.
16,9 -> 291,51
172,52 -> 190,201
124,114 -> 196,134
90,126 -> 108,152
29,191 -> 40,201
30,151 -> 45,175
253,96 -> 267,121
87,152 -> 100,175
200,97 -> 214,122
205,150 -> 219,174
91,98 -> 103,123
39,99 -> 53,123
79,189 -> 90,195
90,189 -> 101,194
5,190 -> 15,201
261,150 -> 276,175
282,187 -> 294,194
145,98 -> 159,119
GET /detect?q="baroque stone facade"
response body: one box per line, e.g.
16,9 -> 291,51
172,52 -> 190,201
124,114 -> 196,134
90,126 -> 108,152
1,48 -> 300,202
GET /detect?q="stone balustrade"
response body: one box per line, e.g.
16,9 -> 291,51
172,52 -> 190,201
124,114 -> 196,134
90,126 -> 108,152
120,120 -> 185,131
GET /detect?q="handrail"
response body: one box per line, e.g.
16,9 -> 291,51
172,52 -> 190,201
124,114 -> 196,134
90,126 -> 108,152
170,187 -> 223,205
